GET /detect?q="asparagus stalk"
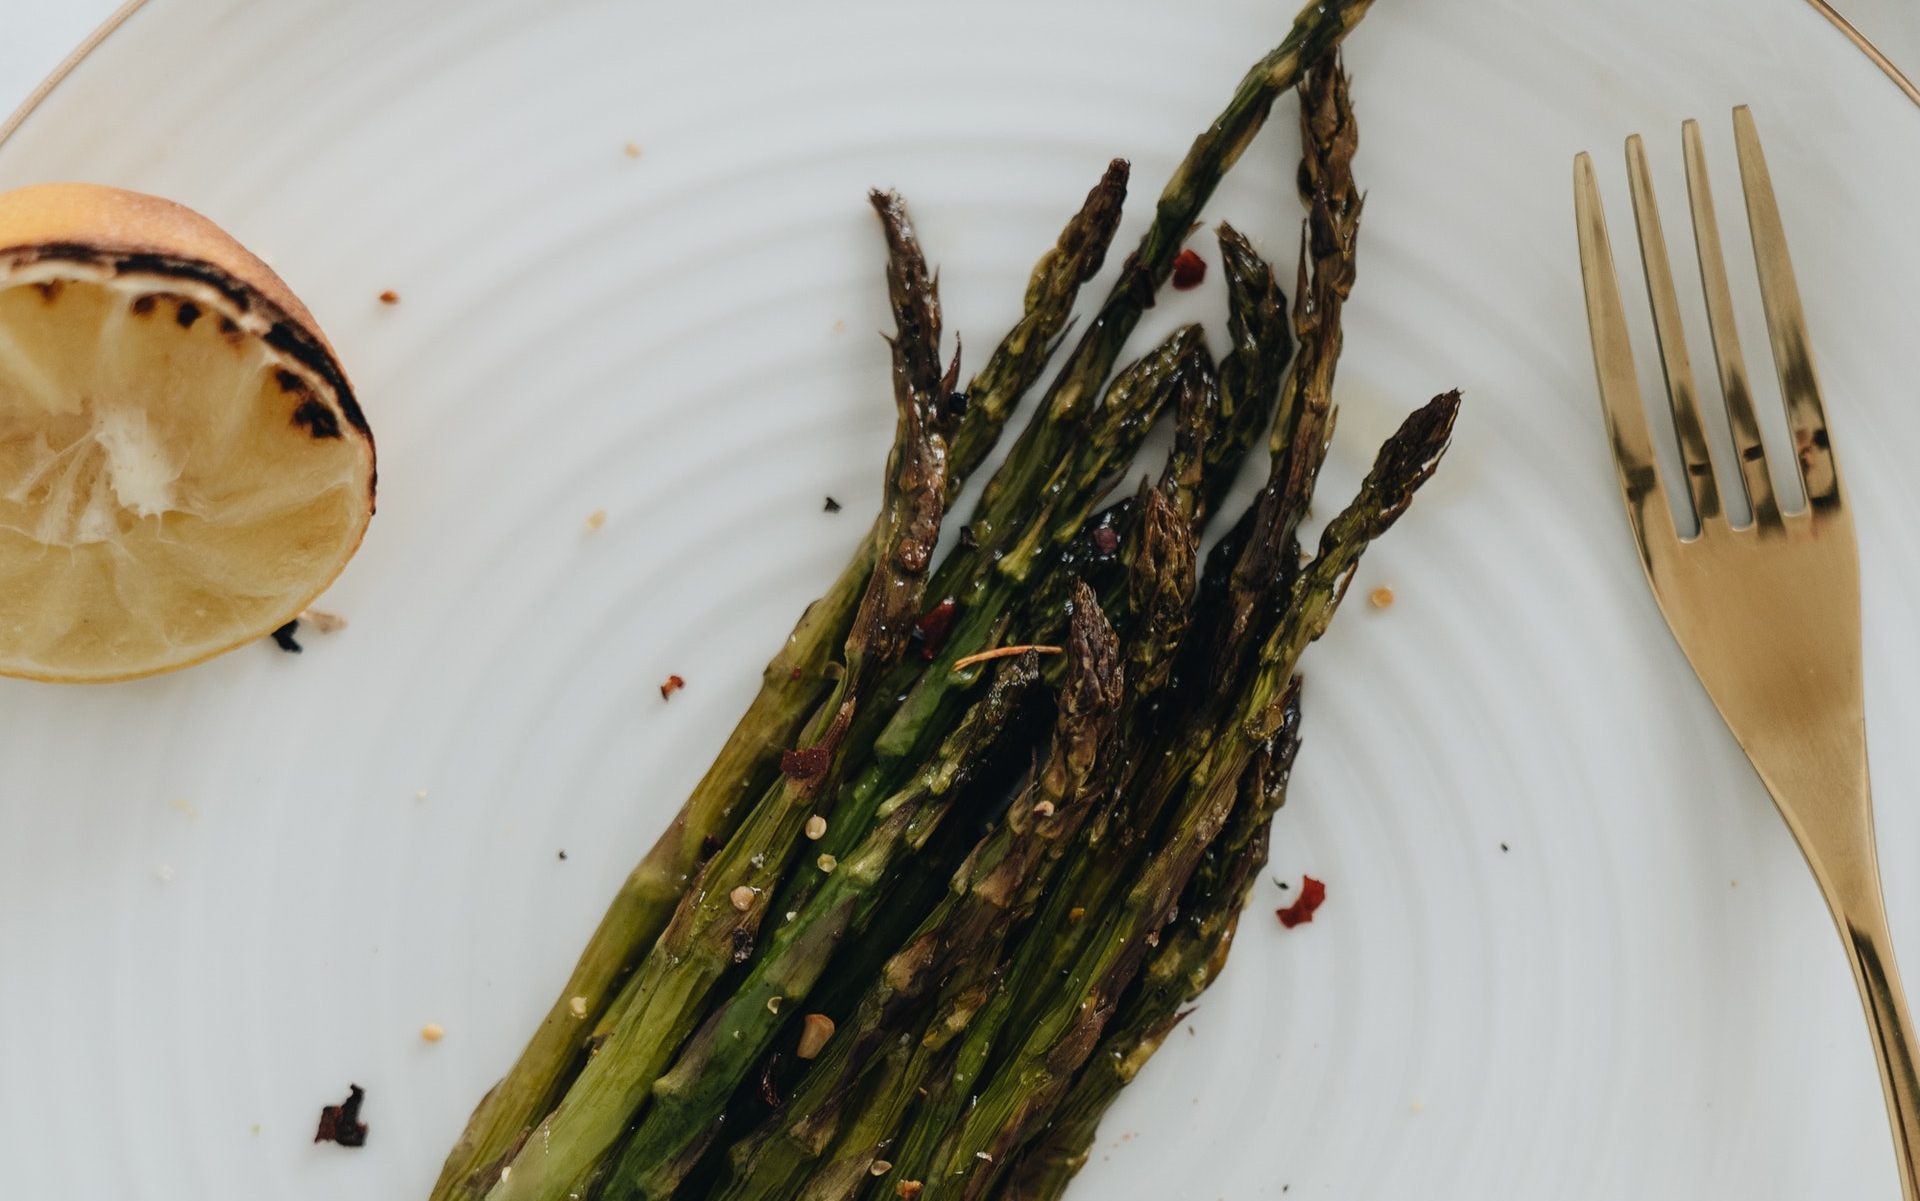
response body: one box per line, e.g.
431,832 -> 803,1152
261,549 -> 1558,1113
922,391 -> 1460,1201
596,654 -> 1044,1200
1213,54 -> 1363,684
999,685 -> 1305,1201
757,489 -> 1204,1201
1203,224 -> 1294,522
780,325 -> 1201,919
706,573 -> 1156,1201
433,171 -> 1123,1201
793,0 -> 1379,892
484,193 -> 953,1201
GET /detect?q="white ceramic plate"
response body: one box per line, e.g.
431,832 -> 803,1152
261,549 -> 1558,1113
1,2 -> 1918,1198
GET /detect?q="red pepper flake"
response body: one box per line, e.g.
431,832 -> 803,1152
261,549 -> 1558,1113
1170,249 -> 1207,290
1276,875 -> 1326,929
1090,525 -> 1120,556
781,745 -> 831,781
789,666 -> 804,681
659,674 -> 686,700
377,289 -> 400,305
314,1084 -> 368,1147
910,599 -> 959,661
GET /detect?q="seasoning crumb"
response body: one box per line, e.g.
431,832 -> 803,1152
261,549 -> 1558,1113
1031,800 -> 1056,818
623,141 -> 642,159
870,1160 -> 893,1176
805,814 -> 828,841
797,1013 -> 836,1059
816,853 -> 838,874
1369,585 -> 1395,609
896,1180 -> 923,1200
1277,875 -> 1327,929
314,1084 -> 369,1147
270,620 -> 302,653
824,496 -> 842,513
1068,906 -> 1085,922
660,674 -> 686,700
832,318 -> 847,334
974,1151 -> 993,1162
421,1023 -> 445,1043
729,885 -> 757,912
1170,248 -> 1208,290
569,996 -> 588,1019
766,996 -> 783,1014
377,289 -> 400,305
169,797 -> 199,820
1410,1100 -> 1424,1115
251,1123 -> 261,1136
155,863 -> 175,884
1499,842 -> 1509,853
1144,930 -> 1159,948
415,789 -> 430,801
584,509 -> 607,532
558,849 -> 568,861
300,608 -> 348,634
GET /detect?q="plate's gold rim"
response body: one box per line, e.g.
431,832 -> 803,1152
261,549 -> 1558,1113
0,0 -> 1912,156
0,0 -> 154,149
1803,0 -> 1920,107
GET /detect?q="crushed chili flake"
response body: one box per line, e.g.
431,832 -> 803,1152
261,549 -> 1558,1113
377,289 -> 400,305
1170,249 -> 1208,290
789,665 -> 804,681
781,745 -> 831,781
910,599 -> 959,661
270,620 -> 302,653
314,1084 -> 368,1147
1368,586 -> 1394,609
1090,525 -> 1120,556
897,1180 -> 924,1200
660,674 -> 686,700
824,496 -> 842,513
1276,875 -> 1327,928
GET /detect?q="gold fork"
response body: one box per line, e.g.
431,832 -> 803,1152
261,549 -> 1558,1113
1575,107 -> 1920,1193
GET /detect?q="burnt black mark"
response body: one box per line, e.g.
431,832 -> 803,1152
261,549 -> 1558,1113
313,1084 -> 367,1147
729,926 -> 754,964
11,243 -> 377,496
275,369 -> 306,394
292,398 -> 342,440
175,300 -> 201,329
31,280 -> 62,303
130,294 -> 157,316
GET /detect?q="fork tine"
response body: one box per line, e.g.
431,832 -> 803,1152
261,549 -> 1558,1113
1732,105 -> 1840,511
1575,152 -> 1681,559
1625,134 -> 1722,529
1682,119 -> 1781,528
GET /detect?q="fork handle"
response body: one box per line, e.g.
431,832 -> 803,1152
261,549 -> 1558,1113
1832,880 -> 1920,1198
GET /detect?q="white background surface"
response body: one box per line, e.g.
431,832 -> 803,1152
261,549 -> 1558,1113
3,3 -> 1920,1201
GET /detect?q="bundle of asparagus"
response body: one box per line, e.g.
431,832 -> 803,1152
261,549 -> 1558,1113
433,3 -> 1456,1198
